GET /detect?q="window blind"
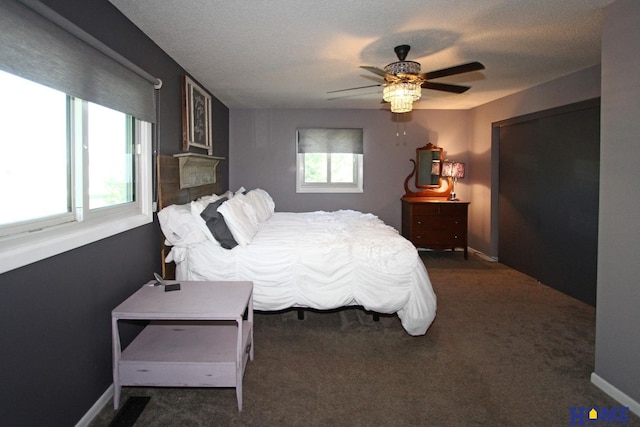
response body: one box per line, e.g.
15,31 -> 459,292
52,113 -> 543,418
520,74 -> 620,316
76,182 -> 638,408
0,0 -> 158,123
297,128 -> 364,154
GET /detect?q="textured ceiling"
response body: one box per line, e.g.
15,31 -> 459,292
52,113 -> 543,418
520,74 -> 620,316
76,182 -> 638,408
109,0 -> 613,110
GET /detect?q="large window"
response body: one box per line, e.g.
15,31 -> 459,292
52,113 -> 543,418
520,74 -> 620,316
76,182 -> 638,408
0,0 -> 158,274
87,102 -> 135,210
0,70 -> 153,273
296,128 -> 364,193
0,70 -> 69,228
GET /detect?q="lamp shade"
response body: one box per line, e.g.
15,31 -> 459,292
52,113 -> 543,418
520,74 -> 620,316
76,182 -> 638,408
441,162 -> 465,179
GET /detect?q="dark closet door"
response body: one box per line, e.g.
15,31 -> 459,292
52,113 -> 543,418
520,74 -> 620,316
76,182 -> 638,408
498,100 -> 600,306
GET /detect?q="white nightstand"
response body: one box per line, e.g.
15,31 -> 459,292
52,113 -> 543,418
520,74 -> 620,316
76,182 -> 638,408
111,281 -> 253,411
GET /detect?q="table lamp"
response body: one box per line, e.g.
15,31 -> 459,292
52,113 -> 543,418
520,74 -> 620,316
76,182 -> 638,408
441,161 -> 465,201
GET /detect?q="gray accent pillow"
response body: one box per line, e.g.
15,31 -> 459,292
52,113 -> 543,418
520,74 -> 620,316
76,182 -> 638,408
200,198 -> 238,249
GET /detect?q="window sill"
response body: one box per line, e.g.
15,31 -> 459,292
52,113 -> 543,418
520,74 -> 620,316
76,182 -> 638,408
296,186 -> 364,193
0,211 -> 152,274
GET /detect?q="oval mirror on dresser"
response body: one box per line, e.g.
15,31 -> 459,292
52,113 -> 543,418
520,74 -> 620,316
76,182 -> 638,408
401,143 -> 469,259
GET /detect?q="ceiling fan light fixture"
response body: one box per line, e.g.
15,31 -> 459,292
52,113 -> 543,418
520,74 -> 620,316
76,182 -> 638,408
383,82 -> 422,113
384,60 -> 421,75
333,45 -> 484,111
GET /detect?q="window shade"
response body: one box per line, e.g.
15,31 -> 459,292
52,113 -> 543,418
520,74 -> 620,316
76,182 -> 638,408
297,128 -> 364,154
0,0 -> 157,123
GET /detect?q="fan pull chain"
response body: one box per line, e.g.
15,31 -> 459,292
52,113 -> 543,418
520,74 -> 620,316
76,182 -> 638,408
403,123 -> 407,146
395,119 -> 407,146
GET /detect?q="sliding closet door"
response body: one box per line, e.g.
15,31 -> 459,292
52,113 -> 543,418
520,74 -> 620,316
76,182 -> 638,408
498,99 -> 600,306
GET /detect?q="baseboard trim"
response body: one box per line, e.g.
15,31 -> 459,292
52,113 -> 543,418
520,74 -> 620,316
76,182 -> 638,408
75,384 -> 113,427
468,247 -> 498,262
416,247 -> 498,262
591,372 -> 640,417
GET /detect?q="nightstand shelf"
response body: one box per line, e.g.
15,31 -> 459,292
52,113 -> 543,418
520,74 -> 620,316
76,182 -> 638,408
112,281 -> 253,411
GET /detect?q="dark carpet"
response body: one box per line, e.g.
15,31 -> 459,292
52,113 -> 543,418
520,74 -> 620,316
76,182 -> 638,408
108,396 -> 150,427
89,251 -> 639,426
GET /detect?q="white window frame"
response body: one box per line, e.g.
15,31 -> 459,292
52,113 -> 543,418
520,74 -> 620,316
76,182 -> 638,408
0,119 -> 153,274
296,152 -> 364,193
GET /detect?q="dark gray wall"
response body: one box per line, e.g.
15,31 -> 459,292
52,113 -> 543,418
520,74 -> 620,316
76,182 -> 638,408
0,1 -> 229,425
594,0 -> 640,410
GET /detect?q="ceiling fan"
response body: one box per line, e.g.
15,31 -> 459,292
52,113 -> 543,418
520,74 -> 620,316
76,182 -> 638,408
329,45 -> 485,113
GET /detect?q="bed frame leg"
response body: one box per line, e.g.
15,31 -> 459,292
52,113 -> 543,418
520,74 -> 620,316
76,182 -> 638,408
297,309 -> 304,320
373,313 -> 380,322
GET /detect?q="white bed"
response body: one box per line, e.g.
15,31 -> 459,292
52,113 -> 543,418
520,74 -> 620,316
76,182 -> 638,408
158,188 -> 437,336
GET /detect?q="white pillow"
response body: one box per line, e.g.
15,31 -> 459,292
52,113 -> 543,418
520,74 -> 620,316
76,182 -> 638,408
244,190 -> 266,223
158,203 -> 208,247
189,201 -> 221,245
255,189 -> 275,216
232,193 -> 259,227
217,195 -> 259,246
229,186 -> 246,199
245,189 -> 274,223
191,194 -> 222,215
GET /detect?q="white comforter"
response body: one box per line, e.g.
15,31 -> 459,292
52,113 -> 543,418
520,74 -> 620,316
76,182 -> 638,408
165,210 -> 436,336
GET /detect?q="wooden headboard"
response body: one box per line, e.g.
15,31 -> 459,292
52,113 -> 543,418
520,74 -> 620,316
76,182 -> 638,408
157,153 -> 224,278
157,153 -> 224,209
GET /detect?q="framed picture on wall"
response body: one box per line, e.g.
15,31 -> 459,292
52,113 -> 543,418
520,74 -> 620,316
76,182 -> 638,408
182,75 -> 213,154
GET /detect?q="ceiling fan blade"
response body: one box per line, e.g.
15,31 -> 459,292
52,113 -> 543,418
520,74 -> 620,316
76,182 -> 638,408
360,66 -> 389,78
424,61 -> 485,80
327,83 -> 383,94
422,81 -> 471,93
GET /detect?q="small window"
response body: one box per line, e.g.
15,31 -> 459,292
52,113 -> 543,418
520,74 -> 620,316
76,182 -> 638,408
296,128 -> 364,193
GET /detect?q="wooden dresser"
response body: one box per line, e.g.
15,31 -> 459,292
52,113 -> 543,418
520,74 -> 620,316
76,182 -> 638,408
401,197 -> 469,259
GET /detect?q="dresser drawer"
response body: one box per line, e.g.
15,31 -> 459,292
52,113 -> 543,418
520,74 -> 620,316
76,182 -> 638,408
410,202 -> 468,217
412,230 -> 466,247
436,203 -> 468,216
410,203 -> 441,216
413,215 -> 466,230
